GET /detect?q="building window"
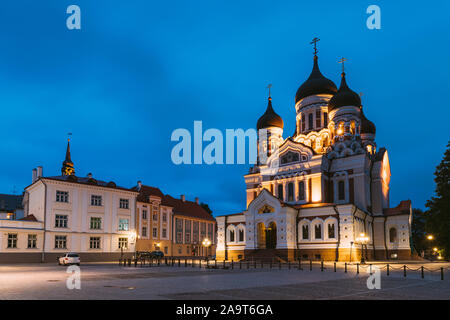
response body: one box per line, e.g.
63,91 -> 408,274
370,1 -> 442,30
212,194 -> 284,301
90,217 -> 102,230
55,235 -> 67,249
239,229 -> 244,242
389,228 -> 397,243
142,226 -> 147,237
56,191 -> 69,203
89,237 -> 101,249
302,225 -> 309,240
314,224 -> 322,240
142,210 -> 147,220
162,228 -> 167,238
7,234 -> 17,248
118,219 -> 129,231
185,220 -> 191,243
193,221 -> 199,243
175,218 -> 183,243
301,115 -> 306,133
164,246 -> 168,254
338,180 -> 345,201
207,223 -> 213,241
278,184 -> 283,200
27,234 -> 37,248
200,222 -> 206,240
162,213 -> 167,222
316,109 -> 321,128
153,227 -> 158,238
298,181 -> 305,201
119,199 -> 129,209
118,237 -> 128,249
328,223 -> 335,239
91,195 -> 102,206
229,229 -> 235,242
287,183 -> 294,202
153,213 -> 158,221
308,113 -> 313,130
323,112 -> 328,127
55,215 -> 68,228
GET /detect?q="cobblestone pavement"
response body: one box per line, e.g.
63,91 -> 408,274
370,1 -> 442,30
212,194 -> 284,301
0,262 -> 449,300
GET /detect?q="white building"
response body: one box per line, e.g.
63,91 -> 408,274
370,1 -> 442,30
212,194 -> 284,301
0,140 -> 138,263
216,46 -> 412,262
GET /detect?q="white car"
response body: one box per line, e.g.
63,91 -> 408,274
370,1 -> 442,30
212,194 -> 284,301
58,253 -> 80,266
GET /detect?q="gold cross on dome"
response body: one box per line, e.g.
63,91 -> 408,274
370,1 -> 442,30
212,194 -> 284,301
310,37 -> 320,55
338,57 -> 347,73
267,84 -> 272,97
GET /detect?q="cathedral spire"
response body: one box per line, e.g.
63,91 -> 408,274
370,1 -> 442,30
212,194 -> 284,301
62,136 -> 75,176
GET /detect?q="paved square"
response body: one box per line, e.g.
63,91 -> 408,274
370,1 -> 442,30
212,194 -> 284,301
0,262 -> 449,300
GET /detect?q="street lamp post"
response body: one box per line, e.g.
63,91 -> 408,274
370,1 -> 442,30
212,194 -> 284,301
202,238 -> 211,261
356,233 -> 369,264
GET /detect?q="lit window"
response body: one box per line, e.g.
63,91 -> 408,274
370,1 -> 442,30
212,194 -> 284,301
118,238 -> 128,249
118,219 -> 129,231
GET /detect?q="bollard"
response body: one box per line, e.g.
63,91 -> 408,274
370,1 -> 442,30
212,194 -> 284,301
421,266 -> 424,279
134,258 -> 137,268
199,259 -> 202,268
231,260 -> 233,269
215,259 -> 217,268
207,259 -> 209,268
298,260 -> 301,271
357,263 -> 359,274
309,259 -> 312,271
128,258 -> 132,267
223,260 -> 226,269
178,258 -> 180,267
345,262 -> 347,273
369,264 -> 372,275
334,262 -> 336,272
165,257 -> 167,265
288,261 -> 291,270
441,267 -> 444,281
387,264 -> 389,276
403,265 -> 406,277
185,259 -> 187,267
321,261 -> 323,272
172,258 -> 175,267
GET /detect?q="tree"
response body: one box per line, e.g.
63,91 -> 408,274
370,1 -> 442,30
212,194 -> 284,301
425,141 -> 450,259
200,202 -> 213,216
411,208 -> 426,254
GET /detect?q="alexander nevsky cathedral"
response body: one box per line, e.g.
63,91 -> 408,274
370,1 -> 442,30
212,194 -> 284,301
216,41 -> 413,262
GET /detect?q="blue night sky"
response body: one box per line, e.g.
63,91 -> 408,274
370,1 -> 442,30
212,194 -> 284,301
0,1 -> 449,216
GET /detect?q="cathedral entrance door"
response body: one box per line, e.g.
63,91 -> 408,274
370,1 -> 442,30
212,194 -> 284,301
265,222 -> 277,249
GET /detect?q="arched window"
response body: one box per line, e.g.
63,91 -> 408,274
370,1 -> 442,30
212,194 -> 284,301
314,224 -> 322,239
239,229 -> 244,242
328,223 -> 335,239
302,225 -> 309,240
308,113 -> 313,130
229,229 -> 235,242
278,184 -> 284,200
288,183 -> 294,201
389,228 -> 397,243
338,180 -> 345,201
298,181 -> 305,201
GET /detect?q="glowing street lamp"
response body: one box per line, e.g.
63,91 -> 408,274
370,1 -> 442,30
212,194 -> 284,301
202,238 -> 212,259
356,233 -> 369,264
427,235 -> 434,241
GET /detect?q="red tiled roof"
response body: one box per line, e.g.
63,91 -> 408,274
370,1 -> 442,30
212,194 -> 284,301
163,195 -> 215,222
132,185 -> 165,203
19,214 -> 38,222
383,200 -> 411,216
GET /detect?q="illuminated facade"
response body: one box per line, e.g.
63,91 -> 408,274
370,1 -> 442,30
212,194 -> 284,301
216,51 -> 412,262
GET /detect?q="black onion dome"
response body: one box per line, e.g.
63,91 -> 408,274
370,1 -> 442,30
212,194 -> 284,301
257,97 -> 284,130
328,72 -> 361,111
360,110 -> 376,134
295,55 -> 337,103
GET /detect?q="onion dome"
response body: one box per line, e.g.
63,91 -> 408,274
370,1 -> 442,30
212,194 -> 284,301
257,97 -> 284,130
295,55 -> 337,103
360,109 -> 376,134
328,72 -> 361,111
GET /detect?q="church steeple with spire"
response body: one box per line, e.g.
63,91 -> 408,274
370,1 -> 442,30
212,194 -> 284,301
61,138 -> 75,176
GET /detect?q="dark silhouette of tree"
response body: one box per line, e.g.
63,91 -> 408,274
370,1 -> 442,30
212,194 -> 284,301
200,202 -> 213,215
411,208 -> 426,254
425,141 -> 450,259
